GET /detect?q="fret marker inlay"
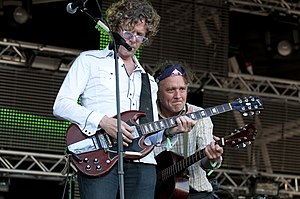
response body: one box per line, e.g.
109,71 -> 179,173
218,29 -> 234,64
212,108 -> 217,113
200,111 -> 206,116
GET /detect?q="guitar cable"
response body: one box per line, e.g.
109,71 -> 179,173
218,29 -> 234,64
61,153 -> 74,199
67,150 -> 83,162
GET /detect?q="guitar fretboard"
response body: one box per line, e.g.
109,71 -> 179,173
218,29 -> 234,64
159,149 -> 206,181
157,124 -> 255,181
139,103 -> 232,135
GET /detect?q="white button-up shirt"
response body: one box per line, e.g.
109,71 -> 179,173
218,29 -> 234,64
53,47 -> 174,164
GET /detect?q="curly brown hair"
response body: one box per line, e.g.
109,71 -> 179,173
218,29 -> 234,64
106,0 -> 160,45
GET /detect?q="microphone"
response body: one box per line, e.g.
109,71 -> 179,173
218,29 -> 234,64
66,0 -> 131,52
66,0 -> 88,14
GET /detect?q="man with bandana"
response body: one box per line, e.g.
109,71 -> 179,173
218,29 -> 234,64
153,61 -> 224,199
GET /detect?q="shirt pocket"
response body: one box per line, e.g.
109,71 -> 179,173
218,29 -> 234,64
96,68 -> 116,92
85,67 -> 116,101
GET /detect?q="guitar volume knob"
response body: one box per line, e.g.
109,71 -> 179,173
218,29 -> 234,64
86,165 -> 91,171
84,157 -> 90,162
94,158 -> 99,164
96,165 -> 102,170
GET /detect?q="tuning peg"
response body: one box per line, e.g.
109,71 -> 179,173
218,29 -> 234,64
235,143 -> 247,149
237,98 -> 243,103
242,112 -> 249,117
255,111 -> 260,115
242,111 -> 255,117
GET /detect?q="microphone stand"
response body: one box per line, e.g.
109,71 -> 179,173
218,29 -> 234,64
110,38 -> 126,199
79,7 -> 126,199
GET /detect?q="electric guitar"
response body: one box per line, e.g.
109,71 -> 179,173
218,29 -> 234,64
66,96 -> 263,176
154,124 -> 257,199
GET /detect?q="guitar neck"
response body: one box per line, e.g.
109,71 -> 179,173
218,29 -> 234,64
159,149 -> 206,180
139,103 -> 233,135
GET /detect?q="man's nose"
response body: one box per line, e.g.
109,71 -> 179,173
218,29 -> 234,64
174,90 -> 181,98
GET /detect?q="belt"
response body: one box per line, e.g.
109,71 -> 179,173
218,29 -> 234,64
124,159 -> 135,163
190,188 -> 210,195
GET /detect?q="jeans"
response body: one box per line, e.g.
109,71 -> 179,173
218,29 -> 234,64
77,162 -> 156,199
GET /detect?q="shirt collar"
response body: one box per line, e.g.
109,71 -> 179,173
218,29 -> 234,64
132,56 -> 144,73
104,45 -> 145,73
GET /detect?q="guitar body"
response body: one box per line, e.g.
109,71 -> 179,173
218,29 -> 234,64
66,110 -> 154,176
154,124 -> 257,199
155,151 -> 189,199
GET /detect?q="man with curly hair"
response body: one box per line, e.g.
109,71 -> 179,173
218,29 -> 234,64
53,0 -> 195,199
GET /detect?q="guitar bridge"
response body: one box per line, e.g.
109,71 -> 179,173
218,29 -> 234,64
67,134 -> 107,155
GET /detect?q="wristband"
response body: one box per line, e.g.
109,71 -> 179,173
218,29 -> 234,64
207,160 -> 222,176
210,160 -> 218,168
166,137 -> 172,151
163,129 -> 174,151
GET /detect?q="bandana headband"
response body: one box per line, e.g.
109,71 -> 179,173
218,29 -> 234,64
156,65 -> 185,83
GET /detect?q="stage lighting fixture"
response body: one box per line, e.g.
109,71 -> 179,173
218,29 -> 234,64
13,6 -> 29,24
255,181 -> 279,196
0,178 -> 9,192
32,56 -> 61,70
277,40 -> 293,56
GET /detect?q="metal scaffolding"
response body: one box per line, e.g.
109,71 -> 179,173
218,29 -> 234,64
1,150 -> 300,198
228,0 -> 300,17
214,169 -> 300,198
145,63 -> 300,103
0,38 -> 81,71
1,37 -> 299,102
0,149 -> 77,180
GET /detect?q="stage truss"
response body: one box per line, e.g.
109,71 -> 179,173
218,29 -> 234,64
227,0 -> 300,17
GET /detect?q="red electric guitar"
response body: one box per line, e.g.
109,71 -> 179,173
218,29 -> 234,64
66,96 -> 262,176
154,124 -> 257,199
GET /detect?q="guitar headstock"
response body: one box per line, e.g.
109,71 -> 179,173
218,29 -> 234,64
231,96 -> 263,116
220,124 -> 257,148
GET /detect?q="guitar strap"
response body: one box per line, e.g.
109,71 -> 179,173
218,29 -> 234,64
139,73 -> 154,124
183,124 -> 189,158
183,104 -> 189,158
